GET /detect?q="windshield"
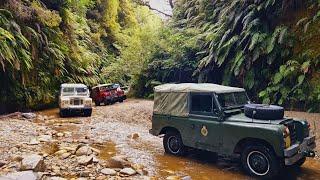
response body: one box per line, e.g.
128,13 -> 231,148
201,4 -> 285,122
61,87 -> 88,96
216,92 -> 249,110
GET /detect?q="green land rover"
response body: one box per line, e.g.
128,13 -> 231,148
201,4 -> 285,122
149,83 -> 316,178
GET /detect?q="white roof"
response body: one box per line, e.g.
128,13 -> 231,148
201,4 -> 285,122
154,83 -> 245,93
61,83 -> 88,88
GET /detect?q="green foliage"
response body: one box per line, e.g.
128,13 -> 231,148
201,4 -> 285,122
140,0 -> 320,111
0,0 -> 161,112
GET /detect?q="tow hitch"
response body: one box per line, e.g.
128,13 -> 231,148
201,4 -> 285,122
303,150 -> 316,157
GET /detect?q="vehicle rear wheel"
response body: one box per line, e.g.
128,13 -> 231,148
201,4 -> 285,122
163,131 -> 186,156
83,109 -> 92,117
241,144 -> 281,178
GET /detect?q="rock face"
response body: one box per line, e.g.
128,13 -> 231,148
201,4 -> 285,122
2,171 -> 37,180
120,168 -> 136,176
100,168 -> 117,176
75,146 -> 92,156
20,154 -> 46,172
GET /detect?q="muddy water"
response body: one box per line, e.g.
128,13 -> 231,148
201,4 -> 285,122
36,102 -> 320,179
91,141 -> 117,160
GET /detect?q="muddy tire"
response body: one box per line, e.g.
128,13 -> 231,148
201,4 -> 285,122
241,144 -> 281,178
83,109 -> 92,117
163,131 -> 186,156
60,110 -> 67,118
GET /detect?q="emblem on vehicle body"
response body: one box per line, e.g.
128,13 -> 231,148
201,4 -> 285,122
201,126 -> 208,136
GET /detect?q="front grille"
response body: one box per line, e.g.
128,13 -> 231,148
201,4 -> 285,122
287,123 -> 297,144
71,98 -> 83,105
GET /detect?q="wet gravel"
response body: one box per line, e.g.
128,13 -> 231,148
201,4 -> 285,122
0,99 -> 320,179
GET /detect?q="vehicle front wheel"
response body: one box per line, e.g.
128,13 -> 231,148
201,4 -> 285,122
163,131 -> 186,156
95,101 -> 100,106
83,109 -> 92,117
241,144 -> 281,178
60,110 -> 67,118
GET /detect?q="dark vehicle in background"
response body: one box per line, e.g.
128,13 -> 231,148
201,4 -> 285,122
91,83 -> 127,106
150,83 -> 316,178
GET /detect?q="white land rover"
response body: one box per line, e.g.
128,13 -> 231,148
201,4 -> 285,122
59,83 -> 92,117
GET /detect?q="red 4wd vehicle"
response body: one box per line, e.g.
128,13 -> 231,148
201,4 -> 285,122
111,83 -> 127,103
91,84 -> 127,106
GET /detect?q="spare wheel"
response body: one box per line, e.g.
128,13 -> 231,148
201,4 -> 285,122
244,104 -> 284,120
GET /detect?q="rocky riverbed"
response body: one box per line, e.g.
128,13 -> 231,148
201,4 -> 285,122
0,99 -> 319,180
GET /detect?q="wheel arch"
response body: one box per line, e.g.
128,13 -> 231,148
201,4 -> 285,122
159,126 -> 180,135
234,137 -> 278,156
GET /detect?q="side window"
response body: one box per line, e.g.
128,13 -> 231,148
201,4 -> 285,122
191,94 -> 216,114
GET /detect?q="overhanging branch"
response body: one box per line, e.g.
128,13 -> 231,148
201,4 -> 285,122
133,0 -> 172,17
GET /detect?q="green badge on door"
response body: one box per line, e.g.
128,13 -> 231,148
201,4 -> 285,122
201,125 -> 208,136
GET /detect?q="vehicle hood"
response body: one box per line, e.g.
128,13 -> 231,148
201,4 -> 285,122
224,113 -> 292,125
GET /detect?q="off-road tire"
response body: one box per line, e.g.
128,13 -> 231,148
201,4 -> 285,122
244,104 -> 284,120
163,131 -> 186,156
83,109 -> 92,117
241,144 -> 281,178
95,101 -> 100,106
119,99 -> 124,103
60,110 -> 67,118
104,100 -> 110,106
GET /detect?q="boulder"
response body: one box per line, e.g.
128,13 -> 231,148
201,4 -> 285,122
166,176 -> 181,180
0,160 -> 6,167
100,168 -> 117,176
181,176 -> 192,180
20,154 -> 46,172
56,133 -> 64,137
27,138 -> 40,145
54,150 -> 68,156
128,133 -> 140,140
22,113 -> 37,119
38,135 -> 52,142
120,168 -> 136,176
2,171 -> 37,180
60,152 -> 71,159
76,146 -> 92,156
77,156 -> 94,165
105,156 -> 130,168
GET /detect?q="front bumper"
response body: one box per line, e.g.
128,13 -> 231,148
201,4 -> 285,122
60,107 -> 92,112
284,135 -> 316,165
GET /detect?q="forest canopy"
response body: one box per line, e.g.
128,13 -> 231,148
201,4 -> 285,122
0,0 -> 319,113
